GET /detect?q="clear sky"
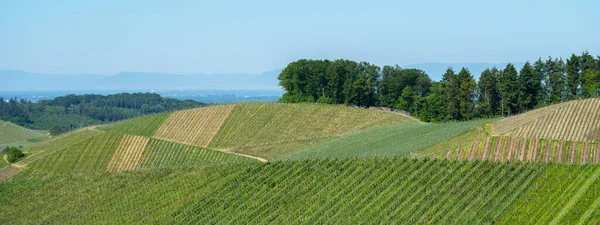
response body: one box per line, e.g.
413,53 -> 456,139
1,0 -> 598,75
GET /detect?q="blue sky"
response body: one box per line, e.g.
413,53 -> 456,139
1,0 -> 598,75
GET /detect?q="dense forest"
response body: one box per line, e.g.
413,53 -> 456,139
0,93 -> 203,135
278,51 -> 600,122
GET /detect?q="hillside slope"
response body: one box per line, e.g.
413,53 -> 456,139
2,159 -> 600,224
0,120 -> 49,148
493,98 -> 600,142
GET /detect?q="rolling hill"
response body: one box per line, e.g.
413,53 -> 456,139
0,120 -> 49,149
3,100 -> 600,224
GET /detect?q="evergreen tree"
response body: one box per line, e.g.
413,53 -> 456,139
441,68 -> 460,120
498,63 -> 519,116
566,54 -> 581,99
476,68 -> 500,116
546,57 -> 566,104
533,58 -> 546,105
518,62 -> 539,111
457,68 -> 477,119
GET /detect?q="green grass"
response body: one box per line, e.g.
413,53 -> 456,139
98,112 -> 171,137
209,102 -> 415,149
137,138 -> 259,169
282,119 -> 492,160
0,120 -> 49,149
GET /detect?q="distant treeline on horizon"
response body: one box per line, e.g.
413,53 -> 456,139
278,51 -> 600,122
0,93 -> 203,135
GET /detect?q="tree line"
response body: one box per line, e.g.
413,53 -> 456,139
0,93 -> 203,135
278,51 -> 600,122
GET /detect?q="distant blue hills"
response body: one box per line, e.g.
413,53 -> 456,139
0,69 -> 282,91
0,62 -> 525,91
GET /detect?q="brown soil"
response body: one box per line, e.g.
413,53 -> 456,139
595,144 -> 600,164
481,137 -> 491,161
582,142 -> 589,164
519,139 -> 527,162
530,139 -> 539,162
0,166 -> 22,181
569,142 -> 577,164
544,141 -> 552,162
494,136 -> 503,161
557,141 -> 564,163
468,142 -> 477,161
507,136 -> 515,162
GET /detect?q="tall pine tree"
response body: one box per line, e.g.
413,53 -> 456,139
498,63 -> 519,116
518,62 -> 539,112
457,68 -> 477,120
441,68 -> 460,120
566,54 -> 581,99
476,68 -> 500,116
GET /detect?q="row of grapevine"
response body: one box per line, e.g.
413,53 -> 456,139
173,158 -> 537,224
209,102 -> 413,149
0,166 -> 21,181
98,112 -> 171,137
26,132 -> 124,175
492,101 -> 569,135
106,135 -> 149,172
0,120 -> 48,147
153,104 -> 234,147
137,138 -> 257,169
496,98 -> 600,142
444,136 -> 600,164
3,158 -> 600,224
20,129 -> 98,164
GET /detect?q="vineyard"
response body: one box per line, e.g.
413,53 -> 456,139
137,138 -> 257,169
494,98 -> 600,142
282,119 -> 491,160
153,105 -> 235,147
106,135 -> 149,172
25,132 -> 124,175
0,120 -> 49,148
439,136 -> 600,164
2,158 -> 600,224
209,102 -> 414,150
98,112 -> 171,137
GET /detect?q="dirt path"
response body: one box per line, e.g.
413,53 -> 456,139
544,141 -> 551,162
468,142 -> 477,161
507,137 -> 515,162
218,149 -> 268,163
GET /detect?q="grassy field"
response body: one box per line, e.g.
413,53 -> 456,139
0,120 -> 49,149
2,158 -> 600,224
494,98 -> 600,142
209,102 -> 415,150
281,119 -> 492,160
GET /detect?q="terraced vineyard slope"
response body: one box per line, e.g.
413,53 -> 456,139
2,159 -> 600,224
493,98 -> 600,142
153,105 -> 234,147
0,120 -> 49,148
441,136 -> 600,164
209,103 -> 414,152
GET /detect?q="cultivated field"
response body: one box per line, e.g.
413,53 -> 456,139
0,120 -> 49,148
25,132 -> 124,175
209,102 -> 414,150
441,136 -> 600,164
153,105 -> 235,147
281,119 -> 491,160
2,158 -> 600,224
494,98 -> 600,142
98,112 -> 171,137
106,135 -> 149,172
137,138 -> 257,169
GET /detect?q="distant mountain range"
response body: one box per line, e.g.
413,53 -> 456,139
405,62 -> 526,81
0,69 -> 282,91
0,62 -> 525,90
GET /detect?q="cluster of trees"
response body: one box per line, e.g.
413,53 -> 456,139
6,147 -> 24,163
0,93 -> 203,135
278,52 -> 600,122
